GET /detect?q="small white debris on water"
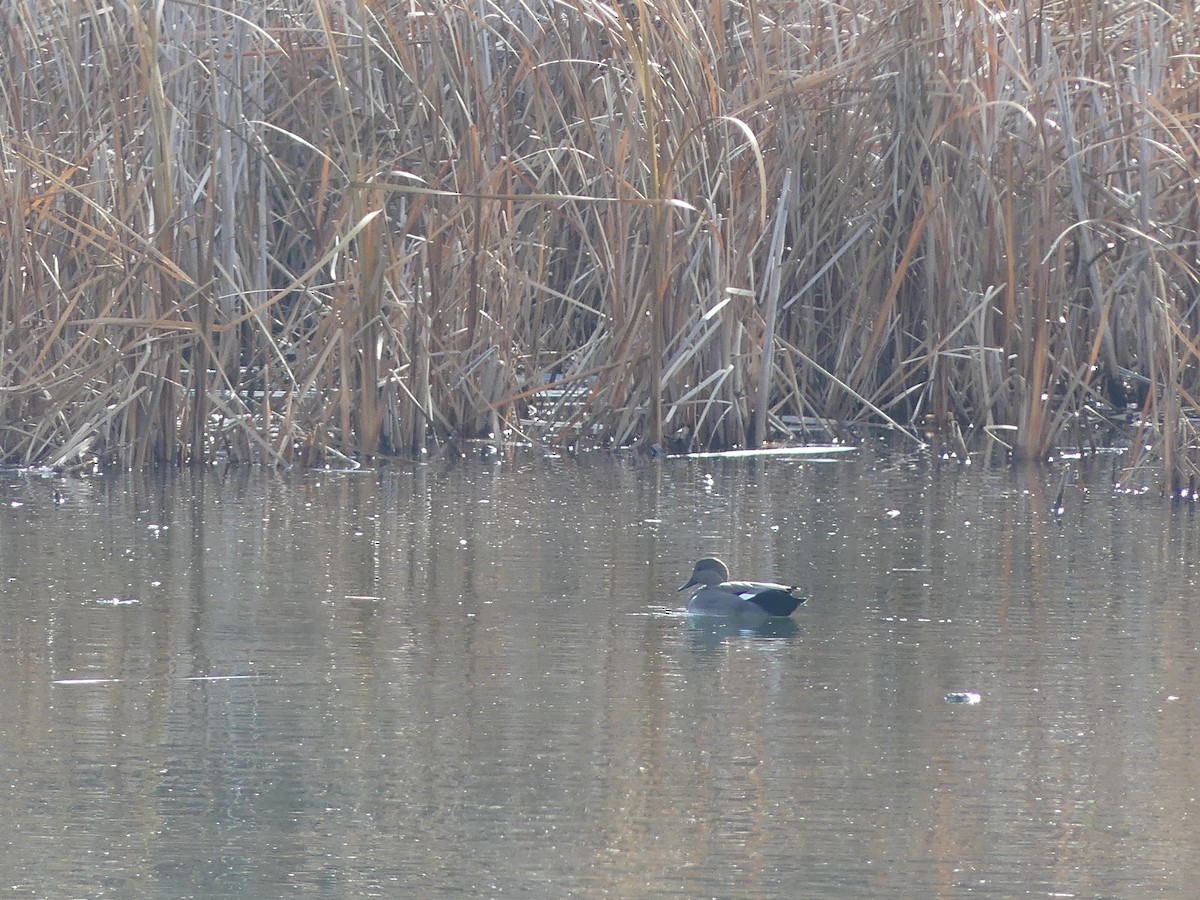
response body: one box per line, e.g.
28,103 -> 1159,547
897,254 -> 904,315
944,691 -> 982,705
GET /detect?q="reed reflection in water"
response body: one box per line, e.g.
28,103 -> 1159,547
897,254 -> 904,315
1,452 -> 1198,897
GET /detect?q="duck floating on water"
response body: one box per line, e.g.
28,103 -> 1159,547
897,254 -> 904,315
678,557 -> 805,617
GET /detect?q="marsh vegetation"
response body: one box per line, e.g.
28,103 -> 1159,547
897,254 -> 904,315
1,1 -> 1197,485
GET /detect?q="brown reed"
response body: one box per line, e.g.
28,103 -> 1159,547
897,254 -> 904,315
0,0 -> 1198,488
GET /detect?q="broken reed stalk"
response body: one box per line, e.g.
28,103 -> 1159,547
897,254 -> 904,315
0,0 -> 1197,486
753,169 -> 791,448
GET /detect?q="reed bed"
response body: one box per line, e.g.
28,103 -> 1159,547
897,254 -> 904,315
1,0 -> 1198,485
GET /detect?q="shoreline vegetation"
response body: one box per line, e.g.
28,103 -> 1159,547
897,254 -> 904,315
1,1 -> 1198,486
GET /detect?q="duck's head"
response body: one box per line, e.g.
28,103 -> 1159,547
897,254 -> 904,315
678,557 -> 730,591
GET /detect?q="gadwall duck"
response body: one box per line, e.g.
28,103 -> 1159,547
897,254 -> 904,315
678,557 -> 805,617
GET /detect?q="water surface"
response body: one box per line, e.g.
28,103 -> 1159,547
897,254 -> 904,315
2,451 -> 1198,897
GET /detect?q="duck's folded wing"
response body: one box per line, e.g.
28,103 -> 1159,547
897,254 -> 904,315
724,581 -> 806,617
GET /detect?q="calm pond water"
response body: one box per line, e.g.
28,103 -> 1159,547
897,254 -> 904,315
2,448 -> 1199,898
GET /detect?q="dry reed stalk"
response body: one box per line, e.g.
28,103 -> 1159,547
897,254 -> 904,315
752,169 -> 790,447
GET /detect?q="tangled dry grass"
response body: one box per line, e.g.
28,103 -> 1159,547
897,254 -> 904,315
1,1 -> 1198,486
